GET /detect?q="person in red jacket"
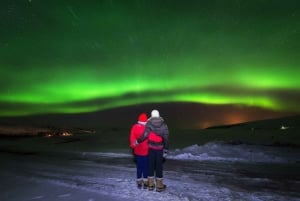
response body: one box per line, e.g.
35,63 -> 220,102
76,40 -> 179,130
129,113 -> 149,189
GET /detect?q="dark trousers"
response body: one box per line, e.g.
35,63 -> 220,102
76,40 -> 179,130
148,149 -> 163,178
136,155 -> 148,179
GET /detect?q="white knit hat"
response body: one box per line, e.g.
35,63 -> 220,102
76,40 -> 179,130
151,109 -> 160,118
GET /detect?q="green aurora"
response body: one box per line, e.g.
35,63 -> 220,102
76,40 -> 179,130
0,0 -> 299,117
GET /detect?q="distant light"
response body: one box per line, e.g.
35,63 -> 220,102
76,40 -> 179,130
280,125 -> 289,130
61,132 -> 72,136
44,133 -> 53,138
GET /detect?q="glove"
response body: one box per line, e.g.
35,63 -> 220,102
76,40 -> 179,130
163,149 -> 168,158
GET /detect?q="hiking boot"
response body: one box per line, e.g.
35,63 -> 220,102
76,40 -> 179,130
143,179 -> 148,189
156,178 -> 166,192
136,179 -> 143,189
148,177 -> 155,191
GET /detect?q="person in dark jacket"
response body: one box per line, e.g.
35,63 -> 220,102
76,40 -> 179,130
136,109 -> 169,192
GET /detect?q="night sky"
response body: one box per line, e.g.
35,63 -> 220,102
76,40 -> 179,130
0,0 -> 299,128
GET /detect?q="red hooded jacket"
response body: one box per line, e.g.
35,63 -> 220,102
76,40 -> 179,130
129,114 -> 148,156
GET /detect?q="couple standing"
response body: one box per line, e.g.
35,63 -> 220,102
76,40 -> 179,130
129,109 -> 169,192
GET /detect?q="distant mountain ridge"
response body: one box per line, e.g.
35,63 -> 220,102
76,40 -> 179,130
0,102 -> 298,129
206,115 -> 300,130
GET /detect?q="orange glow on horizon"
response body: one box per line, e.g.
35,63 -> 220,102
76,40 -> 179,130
224,114 -> 248,125
199,121 -> 214,129
197,114 -> 249,129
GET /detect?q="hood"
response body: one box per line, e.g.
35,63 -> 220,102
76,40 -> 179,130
148,117 -> 164,128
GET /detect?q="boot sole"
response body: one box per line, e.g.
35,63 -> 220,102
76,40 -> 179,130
156,188 -> 166,192
148,186 -> 155,191
156,185 -> 167,192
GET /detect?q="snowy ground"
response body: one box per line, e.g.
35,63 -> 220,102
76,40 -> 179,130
1,134 -> 300,201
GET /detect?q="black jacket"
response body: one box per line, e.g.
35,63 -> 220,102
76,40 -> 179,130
137,117 -> 169,151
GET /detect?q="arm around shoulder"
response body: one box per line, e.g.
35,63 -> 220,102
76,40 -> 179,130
137,125 -> 150,143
